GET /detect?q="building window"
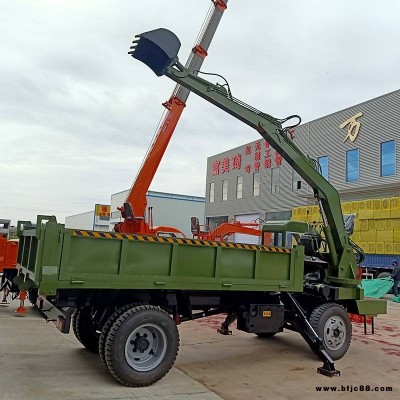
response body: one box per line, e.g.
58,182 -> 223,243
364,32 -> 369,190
253,172 -> 260,197
292,170 -> 302,190
346,149 -> 359,182
271,168 -> 280,193
318,155 -> 329,180
236,176 -> 243,199
380,140 -> 396,177
209,182 -> 215,203
222,179 -> 228,201
266,211 -> 292,221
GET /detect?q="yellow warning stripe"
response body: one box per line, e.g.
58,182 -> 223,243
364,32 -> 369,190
70,230 -> 291,254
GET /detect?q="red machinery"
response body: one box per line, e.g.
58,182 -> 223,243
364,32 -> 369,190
191,217 -> 262,242
0,236 -> 18,273
0,219 -> 17,273
115,0 -> 228,235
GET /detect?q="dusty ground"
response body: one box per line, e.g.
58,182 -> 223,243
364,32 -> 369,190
0,297 -> 399,400
176,298 -> 400,400
0,301 -> 221,400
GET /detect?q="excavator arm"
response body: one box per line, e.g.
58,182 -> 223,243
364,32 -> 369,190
129,28 -> 360,286
116,0 -> 228,235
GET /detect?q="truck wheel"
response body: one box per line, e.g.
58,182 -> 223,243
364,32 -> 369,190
104,305 -> 179,387
72,308 -> 99,354
99,302 -> 143,368
309,303 -> 351,361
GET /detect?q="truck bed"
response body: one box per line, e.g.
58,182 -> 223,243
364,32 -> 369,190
16,218 -> 305,296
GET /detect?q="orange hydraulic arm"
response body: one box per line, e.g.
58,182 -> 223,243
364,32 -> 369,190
115,0 -> 228,235
192,218 -> 262,242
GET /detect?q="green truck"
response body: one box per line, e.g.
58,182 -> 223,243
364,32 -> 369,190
4,29 -> 387,388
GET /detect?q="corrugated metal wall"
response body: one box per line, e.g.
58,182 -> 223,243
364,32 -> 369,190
205,89 -> 400,220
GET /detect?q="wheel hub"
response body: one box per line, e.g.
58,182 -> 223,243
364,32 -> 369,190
134,335 -> 150,353
324,316 -> 346,351
125,323 -> 168,372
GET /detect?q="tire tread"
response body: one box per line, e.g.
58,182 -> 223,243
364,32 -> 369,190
71,307 -> 99,353
98,302 -> 143,367
104,305 -> 179,387
309,302 -> 351,360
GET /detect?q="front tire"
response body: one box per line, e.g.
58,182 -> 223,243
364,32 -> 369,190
104,305 -> 179,387
309,303 -> 351,360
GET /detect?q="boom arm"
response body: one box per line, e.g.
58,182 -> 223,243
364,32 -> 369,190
129,28 -> 359,285
116,1 -> 228,234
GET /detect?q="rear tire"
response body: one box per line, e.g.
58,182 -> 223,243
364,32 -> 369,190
99,303 -> 143,367
104,305 -> 179,387
309,303 -> 351,360
72,308 -> 99,354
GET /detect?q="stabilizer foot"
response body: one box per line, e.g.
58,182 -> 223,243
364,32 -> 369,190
217,327 -> 232,335
217,311 -> 236,335
317,361 -> 341,377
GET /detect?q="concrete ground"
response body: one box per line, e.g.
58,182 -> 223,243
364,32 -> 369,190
0,301 -> 222,400
178,296 -> 400,400
0,298 -> 399,400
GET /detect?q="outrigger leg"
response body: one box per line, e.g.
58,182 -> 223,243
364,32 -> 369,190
217,311 -> 237,335
282,293 -> 340,377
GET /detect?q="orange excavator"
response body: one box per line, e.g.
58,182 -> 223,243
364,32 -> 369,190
115,0 -> 228,236
191,217 -> 263,242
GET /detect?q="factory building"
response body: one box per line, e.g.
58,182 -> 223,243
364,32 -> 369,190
66,191 -> 205,236
65,204 -> 111,231
109,190 -> 205,237
205,89 -> 400,243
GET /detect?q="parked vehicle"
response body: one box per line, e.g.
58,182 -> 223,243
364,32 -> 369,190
2,27 -> 387,387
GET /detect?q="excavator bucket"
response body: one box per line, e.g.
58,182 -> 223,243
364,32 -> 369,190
128,28 -> 181,76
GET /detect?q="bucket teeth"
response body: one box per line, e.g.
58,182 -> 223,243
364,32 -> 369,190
128,39 -> 139,55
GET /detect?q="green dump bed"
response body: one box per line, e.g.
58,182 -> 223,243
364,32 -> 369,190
17,216 -> 305,296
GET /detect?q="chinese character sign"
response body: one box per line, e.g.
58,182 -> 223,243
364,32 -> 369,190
209,138 -> 286,177
340,112 -> 363,142
94,204 -> 110,223
212,160 -> 220,175
232,154 -> 242,169
95,204 -> 110,217
275,151 -> 283,166
264,140 -> 272,169
221,157 -> 230,173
